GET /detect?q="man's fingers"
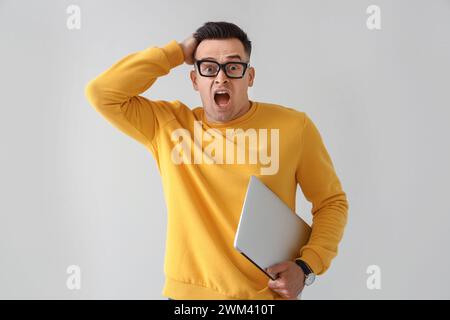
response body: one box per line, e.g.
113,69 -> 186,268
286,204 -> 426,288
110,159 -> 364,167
271,288 -> 290,298
268,279 -> 286,290
266,261 -> 302,300
266,262 -> 290,275
268,280 -> 279,289
267,271 -> 278,280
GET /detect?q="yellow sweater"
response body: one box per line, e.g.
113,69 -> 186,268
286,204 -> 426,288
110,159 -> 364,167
85,40 -> 349,300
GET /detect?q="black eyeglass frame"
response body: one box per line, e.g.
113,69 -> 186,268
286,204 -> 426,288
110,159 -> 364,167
194,59 -> 250,79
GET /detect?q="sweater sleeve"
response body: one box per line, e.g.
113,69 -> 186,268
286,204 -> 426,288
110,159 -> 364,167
296,114 -> 349,275
84,40 -> 185,149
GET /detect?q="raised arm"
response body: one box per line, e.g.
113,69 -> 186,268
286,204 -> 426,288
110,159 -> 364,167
84,36 -> 197,148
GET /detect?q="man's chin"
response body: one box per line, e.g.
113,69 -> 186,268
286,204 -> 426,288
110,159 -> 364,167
205,108 -> 234,124
212,113 -> 232,123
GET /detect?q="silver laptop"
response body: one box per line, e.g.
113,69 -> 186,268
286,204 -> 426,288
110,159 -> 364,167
233,176 -> 312,280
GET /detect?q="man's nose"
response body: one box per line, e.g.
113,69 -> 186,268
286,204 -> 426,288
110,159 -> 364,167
214,67 -> 229,83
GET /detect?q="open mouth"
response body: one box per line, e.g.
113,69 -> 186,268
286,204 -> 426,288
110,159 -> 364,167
214,92 -> 231,108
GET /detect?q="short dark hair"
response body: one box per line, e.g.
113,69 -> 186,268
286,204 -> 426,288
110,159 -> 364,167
193,21 -> 252,60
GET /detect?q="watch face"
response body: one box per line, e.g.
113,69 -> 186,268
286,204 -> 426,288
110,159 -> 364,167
305,273 -> 316,286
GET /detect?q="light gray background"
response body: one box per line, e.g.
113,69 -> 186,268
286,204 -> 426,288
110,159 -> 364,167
1,0 -> 449,299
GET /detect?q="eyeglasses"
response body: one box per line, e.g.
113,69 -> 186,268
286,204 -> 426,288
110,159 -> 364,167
195,59 -> 250,79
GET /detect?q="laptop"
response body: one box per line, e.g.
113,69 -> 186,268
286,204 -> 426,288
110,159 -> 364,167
233,175 -> 312,280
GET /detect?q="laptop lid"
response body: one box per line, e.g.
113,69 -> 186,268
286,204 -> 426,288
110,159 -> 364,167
233,175 -> 311,280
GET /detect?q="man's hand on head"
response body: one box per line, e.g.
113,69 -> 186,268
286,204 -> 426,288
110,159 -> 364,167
179,34 -> 198,65
265,261 -> 305,300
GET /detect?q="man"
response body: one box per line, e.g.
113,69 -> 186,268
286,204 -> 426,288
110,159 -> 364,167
85,21 -> 349,300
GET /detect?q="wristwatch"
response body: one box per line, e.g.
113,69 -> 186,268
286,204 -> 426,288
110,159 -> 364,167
294,258 -> 316,286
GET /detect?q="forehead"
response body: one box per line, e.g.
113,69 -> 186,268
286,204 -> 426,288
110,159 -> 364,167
195,38 -> 246,61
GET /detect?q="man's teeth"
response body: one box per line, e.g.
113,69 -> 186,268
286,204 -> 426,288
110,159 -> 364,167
216,91 -> 228,94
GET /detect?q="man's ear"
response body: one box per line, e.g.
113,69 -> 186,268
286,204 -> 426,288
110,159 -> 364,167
247,66 -> 255,87
190,69 -> 199,91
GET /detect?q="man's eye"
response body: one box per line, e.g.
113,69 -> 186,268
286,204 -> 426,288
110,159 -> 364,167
229,64 -> 242,71
203,65 -> 216,73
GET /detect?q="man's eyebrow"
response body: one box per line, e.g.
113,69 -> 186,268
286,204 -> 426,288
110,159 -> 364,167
200,54 -> 243,61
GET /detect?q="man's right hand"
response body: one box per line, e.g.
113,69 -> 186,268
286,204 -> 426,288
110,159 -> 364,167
179,34 -> 198,65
